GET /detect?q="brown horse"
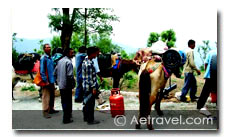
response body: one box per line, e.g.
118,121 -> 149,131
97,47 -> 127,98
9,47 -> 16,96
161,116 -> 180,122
136,50 -> 182,130
99,59 -> 140,88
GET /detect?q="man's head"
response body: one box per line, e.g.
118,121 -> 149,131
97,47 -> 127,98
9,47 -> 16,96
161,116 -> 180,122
93,46 -> 100,56
43,44 -> 51,55
64,48 -> 75,59
188,39 -> 196,49
87,47 -> 99,60
78,46 -> 87,53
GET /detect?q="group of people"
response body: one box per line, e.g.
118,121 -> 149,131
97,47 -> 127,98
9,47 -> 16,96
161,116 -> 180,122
179,39 -> 217,116
38,39 -> 217,124
39,43 -> 103,124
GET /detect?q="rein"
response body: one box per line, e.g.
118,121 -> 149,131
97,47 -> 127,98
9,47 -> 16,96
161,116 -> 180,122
146,63 -> 172,80
162,64 -> 171,79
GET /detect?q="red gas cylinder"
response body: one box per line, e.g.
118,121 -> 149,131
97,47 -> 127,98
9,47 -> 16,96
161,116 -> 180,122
109,88 -> 125,117
210,92 -> 217,103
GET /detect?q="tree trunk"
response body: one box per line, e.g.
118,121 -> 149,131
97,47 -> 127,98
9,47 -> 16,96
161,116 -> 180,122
84,8 -> 87,47
61,8 -> 73,50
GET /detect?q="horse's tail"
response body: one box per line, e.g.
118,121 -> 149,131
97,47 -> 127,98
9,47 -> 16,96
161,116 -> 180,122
139,69 -> 151,116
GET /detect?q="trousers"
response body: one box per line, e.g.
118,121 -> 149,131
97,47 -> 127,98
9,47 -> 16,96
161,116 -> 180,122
42,84 -> 55,112
60,88 -> 73,121
180,73 -> 197,100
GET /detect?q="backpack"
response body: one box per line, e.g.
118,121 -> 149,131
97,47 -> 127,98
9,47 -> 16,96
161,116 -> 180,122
33,58 -> 48,86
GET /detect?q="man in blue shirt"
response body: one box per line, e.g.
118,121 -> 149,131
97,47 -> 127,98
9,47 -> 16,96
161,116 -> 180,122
40,44 -> 58,118
197,49 -> 217,112
74,46 -> 87,102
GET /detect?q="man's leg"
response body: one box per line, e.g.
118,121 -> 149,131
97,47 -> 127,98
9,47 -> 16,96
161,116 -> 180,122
49,84 -> 56,111
75,79 -> 83,102
61,89 -> 73,123
189,73 -> 198,101
180,73 -> 191,101
42,86 -> 51,118
197,79 -> 211,109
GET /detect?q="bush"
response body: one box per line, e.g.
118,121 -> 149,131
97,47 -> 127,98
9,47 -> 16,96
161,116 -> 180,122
120,71 -> 138,89
21,85 -> 37,92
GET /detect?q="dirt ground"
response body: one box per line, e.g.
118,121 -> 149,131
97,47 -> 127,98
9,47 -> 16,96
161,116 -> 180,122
12,73 -> 216,111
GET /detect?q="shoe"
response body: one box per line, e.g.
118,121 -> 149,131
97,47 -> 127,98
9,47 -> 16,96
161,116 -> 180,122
63,119 -> 73,124
98,100 -> 106,106
43,112 -> 51,119
87,120 -> 100,125
199,107 -> 212,117
179,97 -> 188,102
83,117 -> 88,122
75,98 -> 83,103
191,96 -> 199,102
49,109 -> 59,114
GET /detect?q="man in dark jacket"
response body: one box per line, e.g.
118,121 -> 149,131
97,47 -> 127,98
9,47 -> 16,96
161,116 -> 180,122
54,48 -> 75,124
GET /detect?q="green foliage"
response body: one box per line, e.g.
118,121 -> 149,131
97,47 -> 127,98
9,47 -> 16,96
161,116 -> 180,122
94,35 -> 122,54
98,78 -> 112,90
34,40 -> 44,55
147,32 -> 160,47
21,85 -> 37,92
160,29 -> 176,48
120,71 -> 138,89
48,8 -> 119,48
121,50 -> 130,59
12,33 -> 22,63
197,40 -> 211,67
147,29 -> 176,48
70,33 -> 84,53
50,36 -> 61,50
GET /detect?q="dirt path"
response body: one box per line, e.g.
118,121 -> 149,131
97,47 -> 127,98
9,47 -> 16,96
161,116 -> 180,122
12,82 -> 216,111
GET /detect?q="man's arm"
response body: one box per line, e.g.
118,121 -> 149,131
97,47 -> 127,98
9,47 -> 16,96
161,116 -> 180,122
189,51 -> 201,75
40,56 -> 48,83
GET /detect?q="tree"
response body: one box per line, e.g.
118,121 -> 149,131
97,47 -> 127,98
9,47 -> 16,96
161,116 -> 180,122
48,8 -> 119,49
147,32 -> 160,47
146,29 -> 176,48
160,29 -> 176,48
48,8 -> 82,50
12,33 -> 23,65
70,33 -> 83,53
34,40 -> 44,55
197,40 -> 211,70
50,35 -> 61,50
77,8 -> 119,47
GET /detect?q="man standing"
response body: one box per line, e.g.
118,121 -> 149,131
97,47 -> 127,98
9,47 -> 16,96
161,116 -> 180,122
180,40 -> 201,102
40,44 -> 58,118
197,49 -> 217,115
74,46 -> 87,103
54,48 -> 75,124
82,47 -> 100,125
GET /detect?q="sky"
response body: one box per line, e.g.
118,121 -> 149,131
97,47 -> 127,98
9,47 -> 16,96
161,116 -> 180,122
11,5 -> 217,52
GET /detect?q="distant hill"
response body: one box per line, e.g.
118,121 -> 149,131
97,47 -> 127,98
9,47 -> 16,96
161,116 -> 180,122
13,38 -> 51,53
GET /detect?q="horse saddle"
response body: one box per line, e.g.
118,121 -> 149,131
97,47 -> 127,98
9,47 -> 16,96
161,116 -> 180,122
13,53 -> 40,74
162,49 -> 181,69
98,54 -> 116,70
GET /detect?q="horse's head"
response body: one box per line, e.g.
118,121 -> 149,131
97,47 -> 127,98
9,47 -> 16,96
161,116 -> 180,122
120,59 -> 140,74
162,49 -> 182,78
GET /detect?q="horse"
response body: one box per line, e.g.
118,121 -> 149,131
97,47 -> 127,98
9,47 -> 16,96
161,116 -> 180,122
136,49 -> 182,130
98,58 -> 140,88
12,53 -> 41,100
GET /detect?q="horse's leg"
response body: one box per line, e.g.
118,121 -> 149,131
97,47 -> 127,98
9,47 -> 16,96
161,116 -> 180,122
112,76 -> 120,88
12,77 -> 20,100
147,92 -> 158,130
135,113 -> 141,129
29,71 -> 34,80
155,89 -> 164,116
